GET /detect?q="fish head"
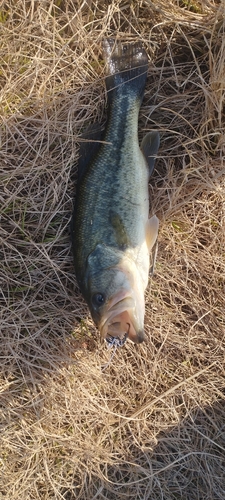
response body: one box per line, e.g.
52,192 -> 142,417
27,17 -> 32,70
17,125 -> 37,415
85,245 -> 146,344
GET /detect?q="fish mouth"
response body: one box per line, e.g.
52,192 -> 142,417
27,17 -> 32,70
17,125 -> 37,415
99,293 -> 145,345
106,310 -> 145,345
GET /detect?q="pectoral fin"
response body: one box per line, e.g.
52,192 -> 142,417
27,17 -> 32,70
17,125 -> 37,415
146,215 -> 159,275
141,131 -> 160,177
149,239 -> 158,276
146,215 -> 159,251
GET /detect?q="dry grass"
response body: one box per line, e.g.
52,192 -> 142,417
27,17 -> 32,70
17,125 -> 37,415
1,0 -> 225,499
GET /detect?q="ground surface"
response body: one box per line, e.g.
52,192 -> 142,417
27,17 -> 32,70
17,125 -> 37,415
1,1 -> 225,499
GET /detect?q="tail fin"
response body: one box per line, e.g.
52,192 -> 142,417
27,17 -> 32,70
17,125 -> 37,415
102,39 -> 148,101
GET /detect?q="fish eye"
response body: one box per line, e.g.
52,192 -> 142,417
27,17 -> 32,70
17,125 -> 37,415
92,293 -> 105,308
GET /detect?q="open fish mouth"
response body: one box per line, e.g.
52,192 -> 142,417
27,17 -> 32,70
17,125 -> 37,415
99,297 -> 145,345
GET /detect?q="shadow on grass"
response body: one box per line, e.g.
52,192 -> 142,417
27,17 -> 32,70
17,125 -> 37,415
63,398 -> 225,500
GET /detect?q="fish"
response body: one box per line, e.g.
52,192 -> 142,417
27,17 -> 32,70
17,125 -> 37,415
71,38 -> 160,346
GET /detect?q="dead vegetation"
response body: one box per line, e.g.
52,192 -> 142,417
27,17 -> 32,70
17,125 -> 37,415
0,0 -> 225,499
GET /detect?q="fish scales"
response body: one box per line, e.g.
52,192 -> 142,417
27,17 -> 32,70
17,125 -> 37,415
76,99 -> 148,247
72,39 -> 160,345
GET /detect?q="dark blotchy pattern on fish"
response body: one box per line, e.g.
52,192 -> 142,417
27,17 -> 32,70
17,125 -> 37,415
72,41 -> 148,295
71,39 -> 159,343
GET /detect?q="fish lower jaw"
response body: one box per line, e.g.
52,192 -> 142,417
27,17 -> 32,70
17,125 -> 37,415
100,309 -> 145,344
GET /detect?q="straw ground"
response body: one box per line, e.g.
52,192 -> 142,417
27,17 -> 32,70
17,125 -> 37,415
1,1 -> 225,499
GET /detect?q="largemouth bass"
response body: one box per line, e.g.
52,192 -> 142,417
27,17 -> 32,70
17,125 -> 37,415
72,39 -> 160,346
